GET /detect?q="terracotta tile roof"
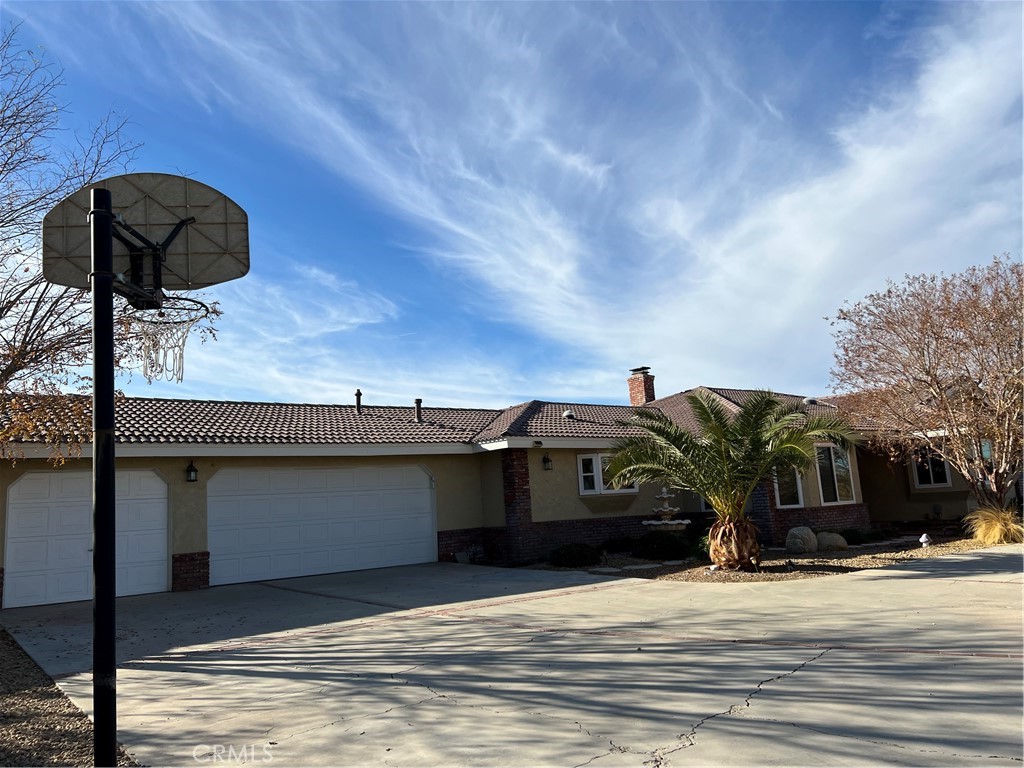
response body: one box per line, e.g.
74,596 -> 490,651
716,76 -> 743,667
2,395 -> 501,446
813,391 -> 899,432
648,386 -> 852,432
1,385 -> 866,450
705,387 -> 846,421
474,400 -> 643,443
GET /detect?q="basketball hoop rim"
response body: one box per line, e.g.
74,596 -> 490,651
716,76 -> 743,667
121,294 -> 212,325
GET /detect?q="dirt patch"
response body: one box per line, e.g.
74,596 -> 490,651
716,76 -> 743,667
529,536 -> 998,583
0,628 -> 139,767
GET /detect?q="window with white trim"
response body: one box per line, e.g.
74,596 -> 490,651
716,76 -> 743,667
774,467 -> 803,508
816,445 -> 855,504
912,447 -> 950,488
577,454 -> 637,496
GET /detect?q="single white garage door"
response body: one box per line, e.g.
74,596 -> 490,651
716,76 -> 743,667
3,470 -> 168,609
207,466 -> 436,586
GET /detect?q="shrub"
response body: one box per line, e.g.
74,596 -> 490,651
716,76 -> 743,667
963,507 -> 1024,546
549,543 -> 603,568
839,528 -> 866,545
840,527 -> 890,546
631,531 -> 689,561
601,535 -> 636,553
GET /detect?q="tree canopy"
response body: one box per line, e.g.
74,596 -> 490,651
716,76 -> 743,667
830,254 -> 1023,509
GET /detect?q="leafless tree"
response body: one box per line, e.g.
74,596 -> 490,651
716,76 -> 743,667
0,25 -> 217,459
830,254 -> 1023,509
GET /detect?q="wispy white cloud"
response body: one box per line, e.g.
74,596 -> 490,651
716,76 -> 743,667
17,1 -> 1020,406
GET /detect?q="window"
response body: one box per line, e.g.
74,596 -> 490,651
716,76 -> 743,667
774,467 -> 803,508
577,454 -> 637,496
816,445 -> 855,504
912,447 -> 950,488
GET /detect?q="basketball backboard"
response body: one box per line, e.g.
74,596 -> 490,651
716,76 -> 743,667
42,172 -> 249,291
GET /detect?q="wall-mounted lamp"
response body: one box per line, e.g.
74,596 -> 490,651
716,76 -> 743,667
542,453 -> 553,471
185,461 -> 198,483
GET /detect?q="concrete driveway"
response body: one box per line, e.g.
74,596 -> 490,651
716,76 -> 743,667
3,546 -> 1022,767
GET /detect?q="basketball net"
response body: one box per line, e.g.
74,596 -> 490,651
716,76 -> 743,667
125,296 -> 210,383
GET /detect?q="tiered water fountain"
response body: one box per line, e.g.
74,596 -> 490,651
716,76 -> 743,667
642,487 -> 691,531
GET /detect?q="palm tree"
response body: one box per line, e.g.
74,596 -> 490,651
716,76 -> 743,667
605,390 -> 859,571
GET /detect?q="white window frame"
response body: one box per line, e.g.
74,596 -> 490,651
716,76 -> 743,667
773,467 -> 804,509
911,446 -> 952,489
815,443 -> 856,505
577,454 -> 637,496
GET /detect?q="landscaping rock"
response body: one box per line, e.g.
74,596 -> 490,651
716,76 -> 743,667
786,526 -> 818,554
817,532 -> 849,551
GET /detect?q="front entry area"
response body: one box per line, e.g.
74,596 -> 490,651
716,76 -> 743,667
206,465 -> 437,586
3,470 -> 168,609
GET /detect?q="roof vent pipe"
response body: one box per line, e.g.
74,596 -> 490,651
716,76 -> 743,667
355,389 -> 363,414
415,398 -> 423,423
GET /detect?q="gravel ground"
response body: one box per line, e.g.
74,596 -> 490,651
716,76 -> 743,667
533,535 -> 998,583
0,535 -> 1005,766
0,629 -> 139,767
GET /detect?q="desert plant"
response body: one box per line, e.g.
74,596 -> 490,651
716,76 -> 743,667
962,507 -> 1024,546
601,535 -> 636,553
606,390 -> 858,571
549,542 -> 602,568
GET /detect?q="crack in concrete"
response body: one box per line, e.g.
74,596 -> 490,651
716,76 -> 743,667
276,693 -> 444,742
573,739 -> 647,768
677,648 -> 833,751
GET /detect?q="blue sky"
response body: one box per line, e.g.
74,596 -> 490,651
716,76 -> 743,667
7,1 -> 1022,408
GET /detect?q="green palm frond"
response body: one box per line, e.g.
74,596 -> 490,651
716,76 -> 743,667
606,390 -> 860,523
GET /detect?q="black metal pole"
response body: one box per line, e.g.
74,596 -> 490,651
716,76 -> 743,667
90,187 -> 117,767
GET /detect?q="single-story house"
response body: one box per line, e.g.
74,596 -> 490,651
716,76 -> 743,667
0,368 -> 870,609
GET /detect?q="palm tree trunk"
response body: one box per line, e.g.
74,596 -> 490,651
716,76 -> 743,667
708,518 -> 761,571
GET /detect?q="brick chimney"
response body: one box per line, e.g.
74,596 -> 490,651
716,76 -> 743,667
628,367 -> 656,406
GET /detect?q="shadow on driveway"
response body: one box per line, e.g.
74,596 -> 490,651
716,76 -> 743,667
0,563 -> 622,678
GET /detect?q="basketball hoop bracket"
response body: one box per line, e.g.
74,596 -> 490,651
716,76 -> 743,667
107,214 -> 196,309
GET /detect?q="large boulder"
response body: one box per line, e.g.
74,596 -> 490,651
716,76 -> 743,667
786,526 -> 818,554
816,531 -> 849,552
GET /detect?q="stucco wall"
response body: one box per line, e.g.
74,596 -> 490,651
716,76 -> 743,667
0,452 -> 491,569
856,447 -> 972,522
479,451 -> 505,528
528,448 -> 662,522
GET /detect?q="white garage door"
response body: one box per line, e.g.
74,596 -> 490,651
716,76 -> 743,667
207,466 -> 437,586
3,470 -> 168,609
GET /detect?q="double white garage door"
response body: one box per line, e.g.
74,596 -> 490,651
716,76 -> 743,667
208,466 -> 436,585
3,465 -> 437,608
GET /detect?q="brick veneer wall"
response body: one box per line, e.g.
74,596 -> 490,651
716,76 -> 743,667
756,479 -> 871,545
770,504 -> 871,545
444,516 -> 659,566
500,448 -> 534,563
437,528 -> 486,561
749,482 -> 773,542
512,516 -> 653,563
171,551 -> 210,592
486,447 -> 674,563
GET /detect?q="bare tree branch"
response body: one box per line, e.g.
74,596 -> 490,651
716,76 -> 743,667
830,254 -> 1023,509
0,24 -> 217,459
